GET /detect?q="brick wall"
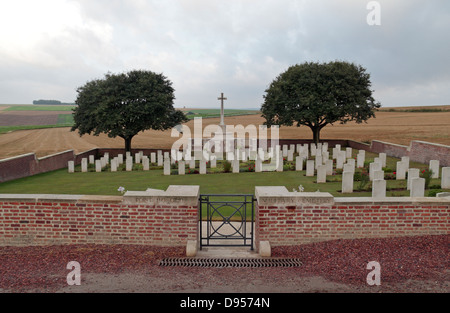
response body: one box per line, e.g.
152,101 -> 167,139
255,187 -> 450,248
0,150 -> 87,183
0,186 -> 199,247
370,140 -> 450,166
408,141 -> 450,167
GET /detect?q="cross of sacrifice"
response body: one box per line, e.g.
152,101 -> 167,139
218,92 -> 227,128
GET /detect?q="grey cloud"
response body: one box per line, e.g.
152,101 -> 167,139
0,0 -> 448,107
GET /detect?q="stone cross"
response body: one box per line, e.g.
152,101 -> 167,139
218,92 -> 227,129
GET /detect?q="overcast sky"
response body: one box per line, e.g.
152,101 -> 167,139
0,0 -> 449,108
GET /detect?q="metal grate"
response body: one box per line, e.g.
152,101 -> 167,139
159,257 -> 302,268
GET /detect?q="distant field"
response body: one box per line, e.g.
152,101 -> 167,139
181,108 -> 260,119
379,105 -> 450,112
3,104 -> 76,111
0,106 -> 258,134
0,105 -> 449,160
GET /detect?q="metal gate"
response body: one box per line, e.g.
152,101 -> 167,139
199,194 -> 254,250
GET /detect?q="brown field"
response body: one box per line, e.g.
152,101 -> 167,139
0,111 -> 69,126
0,108 -> 449,160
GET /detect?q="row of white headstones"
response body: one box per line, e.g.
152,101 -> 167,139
67,143 -> 450,197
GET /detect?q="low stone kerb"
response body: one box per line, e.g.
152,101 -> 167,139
255,186 -> 334,206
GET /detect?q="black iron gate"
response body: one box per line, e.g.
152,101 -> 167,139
199,194 -> 255,250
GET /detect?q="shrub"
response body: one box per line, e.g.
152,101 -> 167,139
357,169 -> 370,191
223,161 -> 232,173
420,168 -> 434,189
427,189 -> 443,197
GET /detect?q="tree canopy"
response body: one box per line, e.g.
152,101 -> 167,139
71,70 -> 188,151
261,61 -> 381,143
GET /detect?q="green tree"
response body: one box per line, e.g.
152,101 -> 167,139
71,70 -> 188,152
261,61 -> 381,144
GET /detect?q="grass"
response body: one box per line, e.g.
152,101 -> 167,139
0,151 -> 444,197
4,105 -> 76,111
0,152 -> 447,221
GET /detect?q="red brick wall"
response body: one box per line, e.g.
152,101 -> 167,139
370,140 -> 409,158
370,140 -> 450,166
0,151 -> 79,183
408,141 -> 450,167
0,197 -> 198,247
256,201 -> 450,247
0,153 -> 35,183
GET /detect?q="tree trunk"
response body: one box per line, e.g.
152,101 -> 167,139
124,136 -> 133,152
310,126 -> 320,145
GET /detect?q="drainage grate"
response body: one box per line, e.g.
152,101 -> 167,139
159,257 -> 302,268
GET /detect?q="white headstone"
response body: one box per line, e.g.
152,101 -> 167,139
322,151 -> 329,165
81,158 -> 88,173
429,160 -> 439,179
118,154 -> 124,165
200,160 -> 207,174
343,163 -> 355,174
189,158 -> 196,169
178,160 -> 185,175
347,158 -> 356,169
89,155 -> 95,165
342,171 -> 354,193
232,159 -> 240,173
441,167 -> 450,189
255,158 -> 262,173
210,156 -> 217,168
346,147 -> 352,159
372,179 -> 386,198
111,159 -> 117,172
287,149 -> 294,162
310,143 -> 317,156
358,150 -> 366,159
336,151 -> 345,169
357,153 -> 365,168
157,152 -> 163,167
150,153 -> 156,164
96,160 -> 102,172
295,156 -> 304,171
282,145 -> 288,157
326,159 -> 333,176
163,159 -> 171,175
373,170 -> 384,181
401,156 -> 410,169
142,156 -> 149,171
68,161 -> 74,173
379,153 -> 387,168
317,165 -> 327,183
369,162 -> 382,181
410,177 -> 425,197
126,157 -> 133,172
276,152 -> 283,172
407,168 -> 420,190
306,160 -> 315,176
396,161 -> 407,180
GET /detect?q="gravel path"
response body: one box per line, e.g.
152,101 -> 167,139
0,235 -> 448,293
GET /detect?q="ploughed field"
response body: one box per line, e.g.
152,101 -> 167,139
0,105 -> 449,160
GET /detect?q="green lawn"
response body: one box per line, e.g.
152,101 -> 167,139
0,152 -> 445,198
